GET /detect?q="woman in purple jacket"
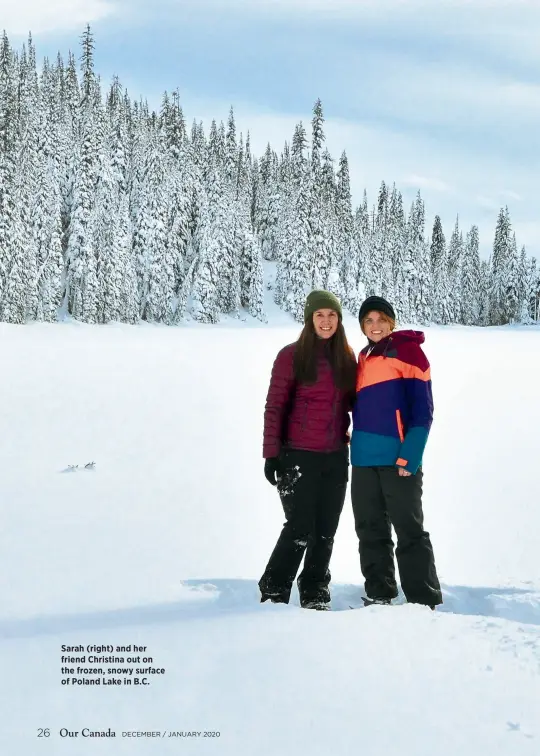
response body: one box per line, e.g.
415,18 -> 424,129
259,290 -> 357,610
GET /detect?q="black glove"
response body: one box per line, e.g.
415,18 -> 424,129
264,457 -> 281,486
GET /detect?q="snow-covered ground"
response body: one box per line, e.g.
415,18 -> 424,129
0,307 -> 539,755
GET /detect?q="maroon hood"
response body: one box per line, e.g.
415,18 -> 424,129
361,329 -> 426,358
388,329 -> 425,346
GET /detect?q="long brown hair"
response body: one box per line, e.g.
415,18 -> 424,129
293,318 -> 357,391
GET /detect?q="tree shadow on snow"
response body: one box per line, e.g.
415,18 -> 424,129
0,579 -> 538,640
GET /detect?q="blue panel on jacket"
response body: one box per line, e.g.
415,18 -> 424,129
350,430 -> 402,467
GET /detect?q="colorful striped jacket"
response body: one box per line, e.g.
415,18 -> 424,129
350,330 -> 433,474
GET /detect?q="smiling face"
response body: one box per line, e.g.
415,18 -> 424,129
313,308 -> 339,339
362,310 -> 393,342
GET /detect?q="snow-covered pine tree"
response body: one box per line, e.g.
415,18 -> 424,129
320,148 -> 342,297
216,120 -> 226,169
274,121 -> 311,316
477,258 -> 492,326
311,99 -> 324,166
291,122 -> 308,184
430,215 -> 452,324
160,88 -> 186,168
241,131 -> 252,196
0,33 -> 19,311
229,136 -> 264,320
279,140 -> 291,185
207,119 -> 219,174
245,234 -> 266,321
256,143 -> 280,261
190,119 -> 206,169
402,193 -> 430,323
446,217 -> 464,322
490,206 -> 513,325
517,246 -> 529,322
163,113 -> 197,323
190,159 -> 240,321
282,177 -> 312,321
131,128 -> 168,321
528,257 -> 540,322
430,214 -> 445,270
237,199 -> 266,322
516,248 -> 534,325
31,100 -> 64,322
225,106 -> 237,185
505,232 -> 521,323
410,194 -> 431,323
235,133 -> 244,199
336,151 -> 355,310
189,238 -> 221,323
0,36 -> 40,322
461,225 -> 481,325
115,194 -> 138,323
348,191 -> 370,315
64,26 -> 101,323
372,181 -> 394,301
250,156 -> 260,234
36,54 -> 68,320
309,100 -> 328,291
385,186 -> 404,320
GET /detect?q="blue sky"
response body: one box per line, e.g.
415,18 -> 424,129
5,0 -> 540,260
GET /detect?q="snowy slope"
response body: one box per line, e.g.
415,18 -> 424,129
0,311 -> 539,755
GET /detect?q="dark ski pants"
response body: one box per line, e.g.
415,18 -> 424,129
351,466 -> 442,606
259,448 -> 348,606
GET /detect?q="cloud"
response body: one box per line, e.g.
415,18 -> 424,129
0,0 -> 115,36
477,190 -> 524,210
159,0 -> 539,15
149,0 -> 540,82
401,175 -> 453,193
120,0 -> 540,163
476,196 -> 500,211
158,0 -> 540,46
501,191 -> 522,202
338,55 -> 540,152
511,222 -> 540,255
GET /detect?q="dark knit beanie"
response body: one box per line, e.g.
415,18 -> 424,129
358,296 -> 396,324
304,290 -> 343,324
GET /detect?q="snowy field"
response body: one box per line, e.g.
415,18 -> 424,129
0,310 -> 539,756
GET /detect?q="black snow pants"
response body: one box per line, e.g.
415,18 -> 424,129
351,466 -> 442,607
259,448 -> 348,607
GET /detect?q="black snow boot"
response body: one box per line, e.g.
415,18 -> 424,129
260,592 -> 288,604
301,599 -> 330,611
361,596 -> 392,607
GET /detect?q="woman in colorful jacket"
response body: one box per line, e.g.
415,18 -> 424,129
350,295 -> 443,609
259,290 -> 357,610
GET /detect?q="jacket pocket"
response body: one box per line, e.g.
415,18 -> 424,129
396,409 -> 405,442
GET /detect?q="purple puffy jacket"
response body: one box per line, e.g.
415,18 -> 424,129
262,341 -> 355,458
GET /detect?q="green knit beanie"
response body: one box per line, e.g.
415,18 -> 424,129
304,290 -> 343,324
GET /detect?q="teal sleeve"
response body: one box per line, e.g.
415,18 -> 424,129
395,426 -> 429,474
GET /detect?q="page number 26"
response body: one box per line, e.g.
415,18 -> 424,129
37,729 -> 50,737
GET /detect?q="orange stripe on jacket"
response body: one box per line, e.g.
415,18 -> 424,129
396,409 -> 405,442
356,355 -> 431,391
